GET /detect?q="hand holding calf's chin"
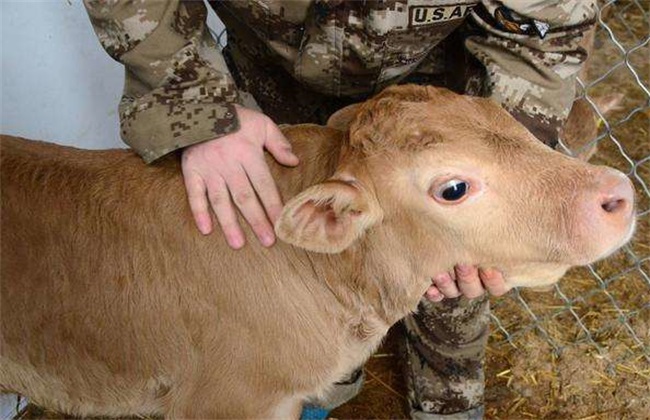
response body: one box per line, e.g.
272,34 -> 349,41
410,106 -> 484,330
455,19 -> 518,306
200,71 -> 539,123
425,265 -> 510,302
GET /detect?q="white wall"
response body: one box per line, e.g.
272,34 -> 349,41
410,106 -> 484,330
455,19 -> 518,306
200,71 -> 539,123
2,0 -> 124,148
1,0 -> 225,150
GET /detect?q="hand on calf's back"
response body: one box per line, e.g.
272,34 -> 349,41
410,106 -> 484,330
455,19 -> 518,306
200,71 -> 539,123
181,105 -> 299,249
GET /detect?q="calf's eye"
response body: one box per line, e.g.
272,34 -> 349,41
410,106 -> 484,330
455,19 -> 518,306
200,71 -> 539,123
436,180 -> 469,202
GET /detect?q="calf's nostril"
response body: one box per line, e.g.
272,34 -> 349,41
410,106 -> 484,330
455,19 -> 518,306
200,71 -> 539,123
596,169 -> 634,217
601,197 -> 626,214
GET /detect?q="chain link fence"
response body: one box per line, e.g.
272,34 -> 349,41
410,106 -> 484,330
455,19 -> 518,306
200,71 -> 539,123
488,0 -> 650,372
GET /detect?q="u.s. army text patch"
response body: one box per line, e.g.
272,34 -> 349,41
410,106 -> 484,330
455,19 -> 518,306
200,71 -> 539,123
409,4 -> 475,27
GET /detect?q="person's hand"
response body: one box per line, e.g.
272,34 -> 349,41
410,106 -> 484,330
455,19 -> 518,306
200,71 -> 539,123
425,265 -> 510,302
181,105 -> 299,249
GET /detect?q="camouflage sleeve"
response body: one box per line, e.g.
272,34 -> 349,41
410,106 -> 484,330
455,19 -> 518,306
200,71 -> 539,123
466,0 -> 597,147
84,0 -> 240,163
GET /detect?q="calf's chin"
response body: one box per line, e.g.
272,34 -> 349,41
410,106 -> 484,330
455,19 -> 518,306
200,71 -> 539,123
500,263 -> 570,289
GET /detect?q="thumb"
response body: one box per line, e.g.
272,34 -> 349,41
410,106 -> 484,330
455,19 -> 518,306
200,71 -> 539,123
264,122 -> 299,167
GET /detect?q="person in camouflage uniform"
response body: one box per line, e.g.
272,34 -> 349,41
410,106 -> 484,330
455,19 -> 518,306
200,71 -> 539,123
83,1 -> 597,418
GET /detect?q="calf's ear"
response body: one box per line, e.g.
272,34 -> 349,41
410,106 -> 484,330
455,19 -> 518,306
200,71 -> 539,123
275,179 -> 382,253
327,104 -> 362,132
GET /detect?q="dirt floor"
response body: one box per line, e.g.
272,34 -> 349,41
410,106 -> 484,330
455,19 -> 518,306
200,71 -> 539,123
12,2 -> 650,420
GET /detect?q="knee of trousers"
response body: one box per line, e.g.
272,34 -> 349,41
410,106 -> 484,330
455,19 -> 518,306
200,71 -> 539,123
402,328 -> 486,417
405,295 -> 490,349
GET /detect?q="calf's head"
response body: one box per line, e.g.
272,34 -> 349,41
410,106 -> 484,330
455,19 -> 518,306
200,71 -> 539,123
276,85 -> 635,289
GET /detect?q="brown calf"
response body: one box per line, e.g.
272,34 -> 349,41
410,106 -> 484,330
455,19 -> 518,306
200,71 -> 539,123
0,86 -> 634,418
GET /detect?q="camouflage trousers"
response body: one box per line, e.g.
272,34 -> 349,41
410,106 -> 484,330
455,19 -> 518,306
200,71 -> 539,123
224,42 -> 490,418
402,297 -> 489,419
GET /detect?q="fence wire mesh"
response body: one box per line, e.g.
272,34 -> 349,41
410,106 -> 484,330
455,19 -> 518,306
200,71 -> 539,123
488,0 -> 650,371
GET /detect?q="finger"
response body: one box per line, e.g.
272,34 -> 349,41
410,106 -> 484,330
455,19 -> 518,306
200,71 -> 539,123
264,121 -> 299,166
182,171 -> 212,235
224,165 -> 276,247
479,268 -> 510,297
432,272 -> 461,299
455,264 -> 485,299
206,175 -> 245,249
425,285 -> 445,302
243,155 -> 284,224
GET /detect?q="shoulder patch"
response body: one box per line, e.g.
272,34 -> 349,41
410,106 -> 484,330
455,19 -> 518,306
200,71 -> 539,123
409,3 -> 475,27
494,6 -> 550,38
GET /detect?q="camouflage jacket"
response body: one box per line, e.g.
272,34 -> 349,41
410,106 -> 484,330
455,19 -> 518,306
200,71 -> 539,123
84,0 -> 596,163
